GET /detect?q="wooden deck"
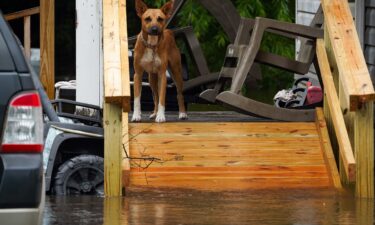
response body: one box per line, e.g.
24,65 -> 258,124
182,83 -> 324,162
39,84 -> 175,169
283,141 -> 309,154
126,119 -> 335,191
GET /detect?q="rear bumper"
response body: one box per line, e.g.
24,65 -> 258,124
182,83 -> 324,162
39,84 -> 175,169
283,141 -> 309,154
0,207 -> 41,225
0,175 -> 44,225
0,154 -> 43,208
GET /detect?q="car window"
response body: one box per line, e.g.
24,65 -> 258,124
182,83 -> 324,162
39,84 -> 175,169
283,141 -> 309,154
0,32 -> 15,72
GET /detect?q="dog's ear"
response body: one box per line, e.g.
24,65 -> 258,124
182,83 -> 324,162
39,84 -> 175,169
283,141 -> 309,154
135,0 -> 148,18
161,0 -> 174,18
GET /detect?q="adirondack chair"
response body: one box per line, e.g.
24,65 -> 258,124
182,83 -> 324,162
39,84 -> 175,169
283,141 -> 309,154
199,6 -> 324,122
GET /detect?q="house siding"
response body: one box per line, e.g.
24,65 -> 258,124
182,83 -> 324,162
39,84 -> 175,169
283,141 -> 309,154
295,0 -> 321,84
296,0 -> 357,85
365,0 -> 375,83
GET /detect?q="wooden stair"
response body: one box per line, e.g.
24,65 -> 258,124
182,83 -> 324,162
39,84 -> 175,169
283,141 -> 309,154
126,121 -> 336,191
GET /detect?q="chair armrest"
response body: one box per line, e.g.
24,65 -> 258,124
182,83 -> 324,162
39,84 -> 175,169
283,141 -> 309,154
255,17 -> 324,39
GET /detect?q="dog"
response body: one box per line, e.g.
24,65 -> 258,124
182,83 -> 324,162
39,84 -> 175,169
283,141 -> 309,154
132,0 -> 187,123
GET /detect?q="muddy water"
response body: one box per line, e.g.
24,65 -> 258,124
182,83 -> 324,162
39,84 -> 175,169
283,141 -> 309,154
43,189 -> 374,225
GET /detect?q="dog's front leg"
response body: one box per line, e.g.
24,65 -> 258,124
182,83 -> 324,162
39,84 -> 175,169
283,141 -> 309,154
148,73 -> 159,119
155,72 -> 167,123
131,69 -> 143,122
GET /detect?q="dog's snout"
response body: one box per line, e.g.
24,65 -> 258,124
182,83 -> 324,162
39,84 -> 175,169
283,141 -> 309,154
151,26 -> 158,32
149,26 -> 160,35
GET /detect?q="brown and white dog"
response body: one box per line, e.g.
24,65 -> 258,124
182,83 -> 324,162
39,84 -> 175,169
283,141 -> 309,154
132,0 -> 187,123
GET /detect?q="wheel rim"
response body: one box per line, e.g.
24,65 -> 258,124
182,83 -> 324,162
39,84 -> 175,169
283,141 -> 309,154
63,166 -> 104,195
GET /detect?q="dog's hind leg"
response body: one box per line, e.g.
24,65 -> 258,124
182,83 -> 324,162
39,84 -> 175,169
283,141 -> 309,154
148,73 -> 159,119
169,54 -> 187,120
131,69 -> 143,122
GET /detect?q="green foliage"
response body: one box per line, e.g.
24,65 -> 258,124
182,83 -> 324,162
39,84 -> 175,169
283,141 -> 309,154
180,0 -> 295,89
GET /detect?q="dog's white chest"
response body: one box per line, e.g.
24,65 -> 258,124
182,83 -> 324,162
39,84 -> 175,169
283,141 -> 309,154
140,49 -> 161,73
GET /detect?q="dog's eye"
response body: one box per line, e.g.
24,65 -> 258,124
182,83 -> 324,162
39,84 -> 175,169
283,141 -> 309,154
157,17 -> 164,22
145,17 -> 152,22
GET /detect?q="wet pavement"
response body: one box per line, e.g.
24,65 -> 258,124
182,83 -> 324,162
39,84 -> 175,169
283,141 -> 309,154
43,188 -> 374,225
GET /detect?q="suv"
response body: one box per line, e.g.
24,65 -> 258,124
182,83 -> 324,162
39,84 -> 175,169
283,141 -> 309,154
0,12 -> 44,224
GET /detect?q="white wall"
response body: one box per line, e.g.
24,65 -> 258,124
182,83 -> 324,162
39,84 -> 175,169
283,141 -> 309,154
76,0 -> 103,107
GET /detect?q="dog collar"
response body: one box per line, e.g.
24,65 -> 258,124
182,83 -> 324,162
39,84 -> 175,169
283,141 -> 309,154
140,33 -> 159,50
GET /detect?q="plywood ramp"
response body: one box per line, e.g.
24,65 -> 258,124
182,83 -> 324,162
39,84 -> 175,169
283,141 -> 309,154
127,122 -> 334,191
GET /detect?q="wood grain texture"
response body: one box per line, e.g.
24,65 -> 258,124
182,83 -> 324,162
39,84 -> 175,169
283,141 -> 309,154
23,16 -> 31,59
316,39 -> 355,182
315,108 -> 342,188
122,112 -> 130,187
103,198 -> 122,225
40,0 -> 55,99
354,103 -> 374,198
104,103 -> 123,196
4,7 -> 40,21
321,1 -> 374,198
321,0 -> 375,110
119,0 -> 131,111
127,122 -> 333,191
103,0 -> 127,104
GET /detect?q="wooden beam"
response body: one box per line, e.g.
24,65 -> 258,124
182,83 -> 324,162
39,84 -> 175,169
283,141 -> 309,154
104,103 -> 123,196
354,102 -> 374,198
316,39 -> 356,182
103,0 -> 124,104
103,197 -> 122,225
40,0 -> 55,99
119,0 -> 131,112
23,16 -> 31,59
321,0 -> 375,111
315,108 -> 342,189
356,197 -> 374,224
4,7 -> 40,21
103,0 -> 131,196
122,112 -> 130,189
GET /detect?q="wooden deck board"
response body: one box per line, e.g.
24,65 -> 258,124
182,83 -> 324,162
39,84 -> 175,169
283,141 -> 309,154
127,122 -> 333,191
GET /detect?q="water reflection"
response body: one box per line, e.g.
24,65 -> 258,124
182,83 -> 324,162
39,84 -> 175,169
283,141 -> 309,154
43,189 -> 374,225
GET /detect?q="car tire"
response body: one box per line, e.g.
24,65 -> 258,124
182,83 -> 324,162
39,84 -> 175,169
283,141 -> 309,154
54,155 -> 104,196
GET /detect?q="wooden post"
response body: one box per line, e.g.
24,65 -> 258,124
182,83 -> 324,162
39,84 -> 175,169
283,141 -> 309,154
103,0 -> 131,197
103,103 -> 123,196
40,0 -> 55,99
103,197 -> 122,225
23,16 -> 31,59
354,103 -> 374,198
356,198 -> 374,224
119,0 -> 131,189
122,112 -> 130,189
119,0 -> 131,112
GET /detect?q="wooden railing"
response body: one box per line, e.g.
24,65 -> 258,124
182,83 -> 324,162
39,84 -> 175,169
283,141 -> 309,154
4,7 -> 40,59
319,0 -> 375,198
5,4 -> 55,100
316,40 -> 356,182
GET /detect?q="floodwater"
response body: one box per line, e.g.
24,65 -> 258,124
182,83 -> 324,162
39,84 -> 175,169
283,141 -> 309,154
43,188 -> 374,225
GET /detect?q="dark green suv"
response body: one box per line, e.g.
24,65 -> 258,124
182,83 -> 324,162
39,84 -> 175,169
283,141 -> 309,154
0,11 -> 44,225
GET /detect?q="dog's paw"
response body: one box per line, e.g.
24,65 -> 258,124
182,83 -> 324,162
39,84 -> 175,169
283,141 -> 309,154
155,113 -> 166,123
179,112 -> 188,120
131,112 -> 142,122
149,112 -> 157,119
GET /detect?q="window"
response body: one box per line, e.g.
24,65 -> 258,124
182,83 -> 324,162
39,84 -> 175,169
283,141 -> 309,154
0,32 -> 15,72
